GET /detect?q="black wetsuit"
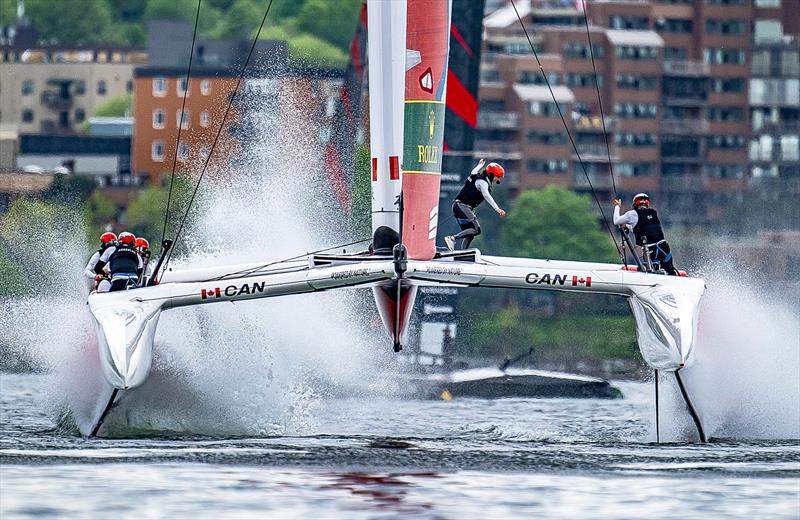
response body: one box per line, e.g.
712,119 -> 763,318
633,207 -> 678,276
452,172 -> 493,250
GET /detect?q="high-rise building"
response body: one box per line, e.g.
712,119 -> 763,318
477,0 -> 799,227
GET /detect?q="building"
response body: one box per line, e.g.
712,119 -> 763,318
0,46 -> 146,135
478,0 -> 800,227
132,21 -> 289,184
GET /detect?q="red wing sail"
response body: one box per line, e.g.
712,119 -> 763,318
402,0 -> 452,260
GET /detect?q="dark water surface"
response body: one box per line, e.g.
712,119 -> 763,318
1,374 -> 798,519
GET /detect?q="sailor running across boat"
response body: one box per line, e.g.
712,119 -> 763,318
444,158 -> 507,251
613,193 -> 679,276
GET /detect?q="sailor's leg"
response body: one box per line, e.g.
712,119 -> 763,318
96,279 -> 111,293
453,203 -> 481,250
654,242 -> 679,276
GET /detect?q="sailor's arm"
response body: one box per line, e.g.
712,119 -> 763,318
476,179 -> 505,216
84,252 -> 100,279
470,158 -> 485,176
94,246 -> 114,274
613,205 -> 637,228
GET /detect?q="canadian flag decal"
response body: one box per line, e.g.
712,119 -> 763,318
571,276 -> 592,287
201,288 -> 221,299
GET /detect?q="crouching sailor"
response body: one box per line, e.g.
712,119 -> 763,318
85,232 -> 116,292
613,193 -> 679,276
94,231 -> 144,291
444,159 -> 507,251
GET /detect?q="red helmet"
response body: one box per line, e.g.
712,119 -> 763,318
485,162 -> 505,178
632,193 -> 650,208
99,232 -> 117,246
135,238 -> 150,251
118,232 -> 136,245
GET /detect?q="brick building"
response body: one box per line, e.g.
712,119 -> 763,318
478,0 -> 799,226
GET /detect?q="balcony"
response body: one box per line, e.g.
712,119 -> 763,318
662,60 -> 709,77
661,119 -> 709,135
661,175 -> 705,192
40,90 -> 73,111
663,92 -> 708,106
572,143 -> 619,161
574,115 -> 617,132
473,140 -> 522,159
573,171 -> 613,190
477,111 -> 520,130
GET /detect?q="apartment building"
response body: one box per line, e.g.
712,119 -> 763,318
478,0 -> 799,226
0,46 -> 145,135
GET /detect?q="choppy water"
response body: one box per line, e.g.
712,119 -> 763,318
2,374 -> 798,519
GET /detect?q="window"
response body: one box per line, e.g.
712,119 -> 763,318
178,142 -> 189,161
74,80 -> 85,95
177,77 -> 189,96
704,164 -> 744,179
706,106 -> 744,122
655,18 -> 693,33
177,109 -> 189,129
529,101 -> 559,117
663,47 -> 687,60
200,79 -> 210,95
755,0 -> 781,6
609,16 -> 649,30
481,70 -> 500,83
527,159 -> 567,173
200,111 -> 210,127
615,46 -> 658,60
616,74 -> 657,90
518,70 -> 560,85
21,109 -> 34,123
527,131 -> 567,145
750,78 -> 800,105
152,141 -> 165,161
754,20 -> 784,43
705,0 -> 744,5
564,42 -> 604,59
617,163 -> 655,177
97,80 -> 107,95
712,77 -> 745,93
706,19 -> 747,35
781,135 -> 799,161
565,73 -> 601,88
152,109 -> 165,129
153,77 -> 167,97
21,80 -> 33,96
704,48 -> 746,65
615,133 -> 657,147
707,135 -> 744,149
614,103 -> 657,118
75,108 -> 85,123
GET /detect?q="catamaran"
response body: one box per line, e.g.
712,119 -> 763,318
86,0 -> 706,440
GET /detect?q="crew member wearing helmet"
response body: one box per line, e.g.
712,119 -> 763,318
84,232 -> 116,292
444,158 -> 507,251
613,193 -> 678,275
135,237 -> 152,283
94,231 -> 144,291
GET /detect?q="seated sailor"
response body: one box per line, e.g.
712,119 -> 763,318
613,193 -> 679,276
84,232 -> 116,292
444,158 -> 507,251
94,231 -> 144,291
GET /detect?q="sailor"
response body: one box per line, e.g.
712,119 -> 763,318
94,231 -> 144,291
84,232 -> 116,292
613,193 -> 679,276
135,237 -> 152,283
444,158 -> 507,251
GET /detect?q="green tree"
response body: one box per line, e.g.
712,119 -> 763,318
110,0 -> 149,23
41,174 -> 97,205
25,0 -> 113,44
93,93 -> 133,117
143,0 -> 196,22
294,0 -> 361,51
83,190 -> 119,242
501,186 -> 617,262
0,1 -> 16,27
216,0 -> 261,38
288,34 -> 347,69
125,174 -> 192,254
350,145 -> 371,238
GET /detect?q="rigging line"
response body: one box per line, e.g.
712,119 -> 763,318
206,237 -> 372,281
581,0 -> 617,197
160,0 -> 276,280
509,0 -> 622,257
160,0 -> 203,250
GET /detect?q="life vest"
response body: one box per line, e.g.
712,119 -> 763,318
633,207 -> 665,246
455,172 -> 491,208
109,244 -> 140,276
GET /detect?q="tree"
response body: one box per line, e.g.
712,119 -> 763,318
93,94 -> 133,117
41,174 -> 98,205
501,186 -> 617,262
350,145 -> 371,238
83,190 -> 119,242
294,0 -> 361,51
25,0 -> 113,45
143,0 -> 196,22
288,34 -> 347,69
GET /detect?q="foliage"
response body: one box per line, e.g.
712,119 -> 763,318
143,0 -> 197,22
83,190 -> 119,242
93,94 -> 133,117
125,174 -> 193,255
501,186 -> 617,262
23,0 -> 113,45
287,34 -> 347,69
294,0 -> 361,51
40,174 -> 97,205
350,145 -> 372,238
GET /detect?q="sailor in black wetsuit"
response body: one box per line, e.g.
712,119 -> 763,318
613,193 -> 679,275
444,159 -> 507,251
94,231 -> 144,291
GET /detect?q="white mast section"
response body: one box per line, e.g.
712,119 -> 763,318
367,0 -> 407,233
